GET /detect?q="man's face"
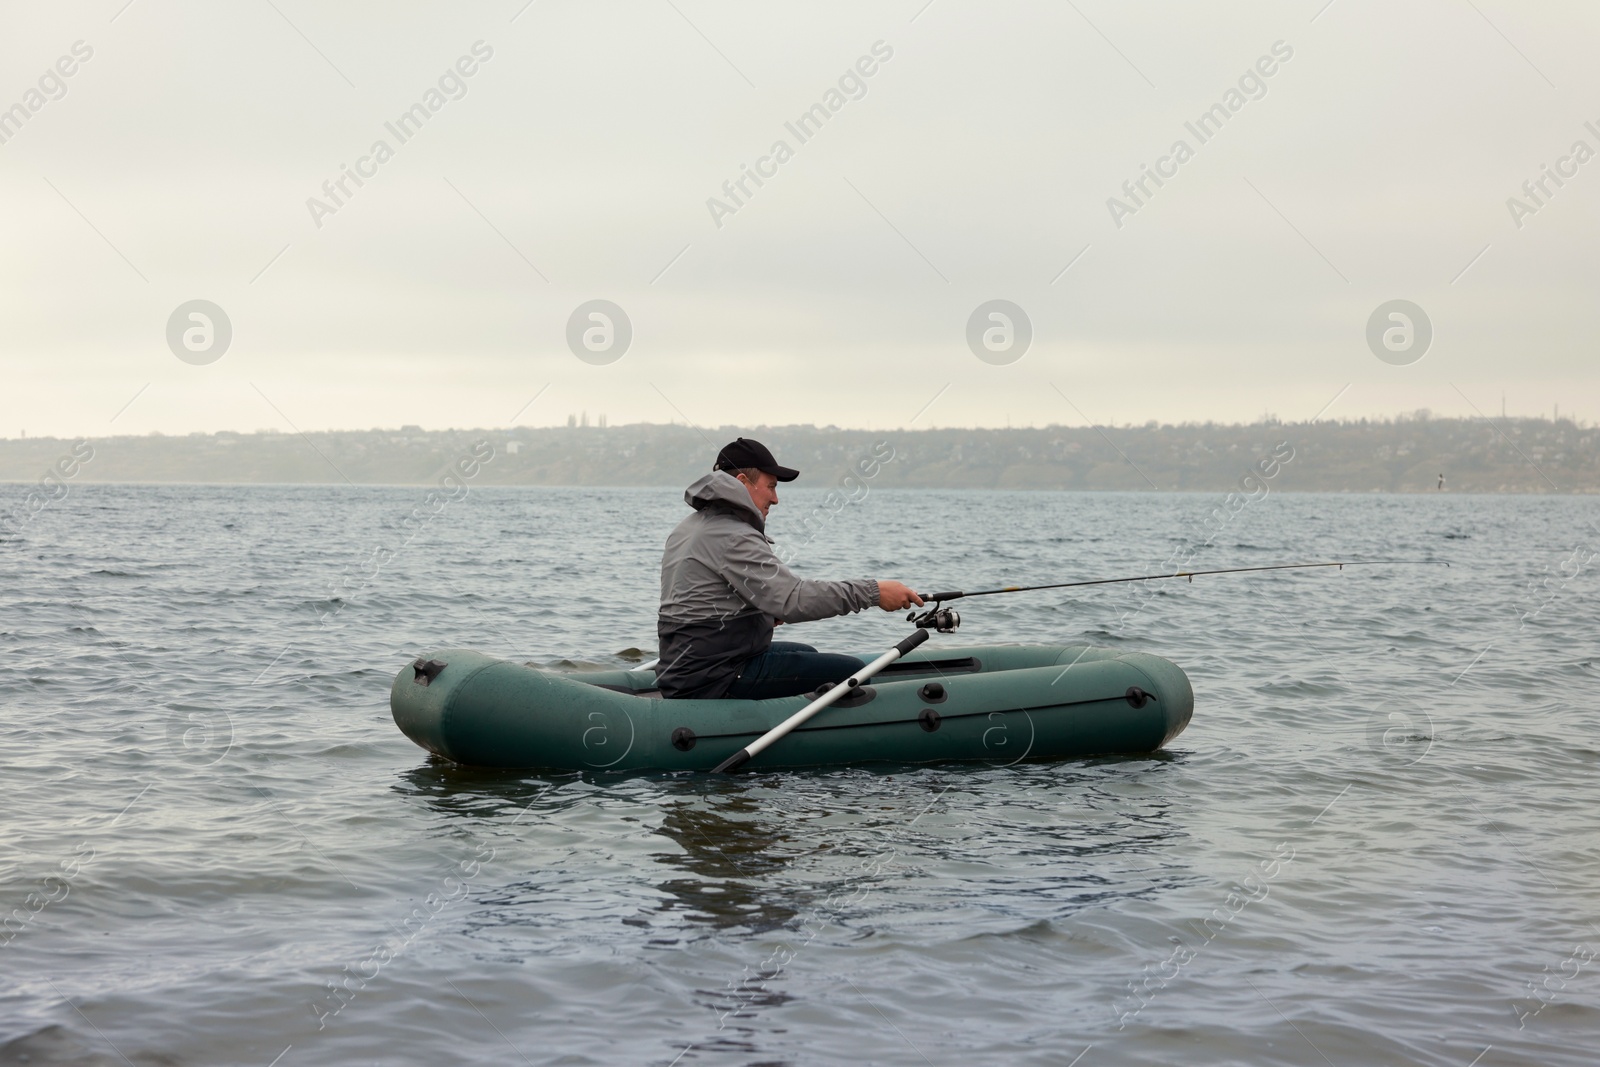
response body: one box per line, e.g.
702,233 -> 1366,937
738,471 -> 780,518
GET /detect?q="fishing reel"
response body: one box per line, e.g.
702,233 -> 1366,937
908,603 -> 961,633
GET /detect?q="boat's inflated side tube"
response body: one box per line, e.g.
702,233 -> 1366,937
390,644 -> 1194,772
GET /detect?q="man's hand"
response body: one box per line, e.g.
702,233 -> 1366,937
877,580 -> 924,611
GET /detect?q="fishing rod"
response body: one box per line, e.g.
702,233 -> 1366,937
909,560 -> 1448,631
714,559 -> 1445,772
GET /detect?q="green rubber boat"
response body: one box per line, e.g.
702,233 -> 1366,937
390,643 -> 1194,772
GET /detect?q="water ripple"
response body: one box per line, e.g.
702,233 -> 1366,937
1,486 -> 1595,1065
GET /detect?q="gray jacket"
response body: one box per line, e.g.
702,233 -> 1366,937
656,471 -> 879,699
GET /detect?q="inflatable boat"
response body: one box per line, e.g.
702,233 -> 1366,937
390,642 -> 1193,772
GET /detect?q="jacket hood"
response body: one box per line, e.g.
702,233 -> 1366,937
684,471 -> 765,530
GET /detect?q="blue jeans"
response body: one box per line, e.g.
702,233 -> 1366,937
725,642 -> 866,701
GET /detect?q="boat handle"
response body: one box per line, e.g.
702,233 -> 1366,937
412,659 -> 448,686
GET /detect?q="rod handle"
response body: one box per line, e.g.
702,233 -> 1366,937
894,629 -> 931,656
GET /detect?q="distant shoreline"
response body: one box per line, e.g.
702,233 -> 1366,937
0,481 -> 1590,496
1,417 -> 1594,494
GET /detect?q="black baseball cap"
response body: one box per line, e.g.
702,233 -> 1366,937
715,437 -> 799,482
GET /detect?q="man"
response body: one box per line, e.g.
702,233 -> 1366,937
656,437 -> 923,700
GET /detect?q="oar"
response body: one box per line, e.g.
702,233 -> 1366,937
916,559 -> 1448,603
711,628 -> 931,774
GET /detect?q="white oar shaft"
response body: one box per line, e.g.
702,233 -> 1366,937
745,649 -> 898,758
713,628 -> 930,773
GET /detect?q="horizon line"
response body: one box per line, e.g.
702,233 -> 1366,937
0,411 -> 1588,442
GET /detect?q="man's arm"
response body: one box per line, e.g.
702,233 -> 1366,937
875,580 -> 923,610
774,580 -> 921,621
718,528 -> 922,620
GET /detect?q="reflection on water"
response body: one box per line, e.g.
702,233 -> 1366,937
393,760 -> 578,821
649,791 -> 806,933
380,692 -> 1201,1067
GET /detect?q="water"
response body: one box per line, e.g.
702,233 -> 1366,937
3,482 -> 1597,1066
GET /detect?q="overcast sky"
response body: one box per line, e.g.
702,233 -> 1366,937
3,0 -> 1596,437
